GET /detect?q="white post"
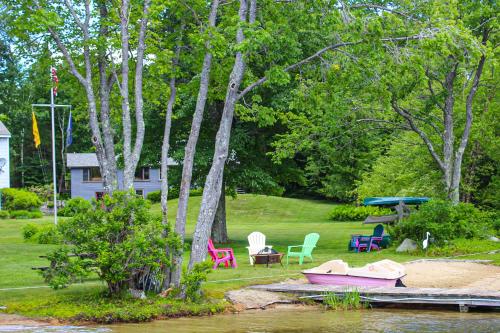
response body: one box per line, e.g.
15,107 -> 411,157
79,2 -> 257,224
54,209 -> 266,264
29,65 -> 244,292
50,67 -> 58,225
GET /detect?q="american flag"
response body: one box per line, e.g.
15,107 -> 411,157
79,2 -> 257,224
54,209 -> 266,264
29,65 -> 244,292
51,67 -> 59,96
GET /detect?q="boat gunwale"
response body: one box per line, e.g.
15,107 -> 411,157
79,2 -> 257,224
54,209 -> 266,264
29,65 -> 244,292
302,271 -> 406,281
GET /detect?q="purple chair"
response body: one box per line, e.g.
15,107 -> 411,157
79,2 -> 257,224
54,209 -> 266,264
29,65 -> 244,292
352,224 -> 384,253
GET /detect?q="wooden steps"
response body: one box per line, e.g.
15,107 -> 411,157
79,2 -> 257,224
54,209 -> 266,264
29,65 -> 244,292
250,283 -> 500,311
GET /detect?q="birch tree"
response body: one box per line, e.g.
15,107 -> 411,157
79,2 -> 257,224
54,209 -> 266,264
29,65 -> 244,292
170,0 -> 220,288
4,0 -> 152,192
188,0 -> 256,269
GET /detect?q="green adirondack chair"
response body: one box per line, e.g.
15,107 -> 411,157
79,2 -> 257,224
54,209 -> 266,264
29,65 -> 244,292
286,233 -> 320,265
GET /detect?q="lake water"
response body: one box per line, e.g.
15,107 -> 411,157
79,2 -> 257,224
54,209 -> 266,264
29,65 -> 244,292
2,308 -> 500,333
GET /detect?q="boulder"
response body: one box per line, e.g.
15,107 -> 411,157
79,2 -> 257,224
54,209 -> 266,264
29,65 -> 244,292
129,289 -> 146,299
488,236 -> 499,242
396,238 -> 418,253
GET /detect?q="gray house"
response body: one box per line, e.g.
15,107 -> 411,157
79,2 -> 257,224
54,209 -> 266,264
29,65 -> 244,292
67,153 -> 177,200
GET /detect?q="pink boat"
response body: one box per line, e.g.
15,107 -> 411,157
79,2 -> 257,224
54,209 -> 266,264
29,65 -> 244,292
302,259 -> 406,287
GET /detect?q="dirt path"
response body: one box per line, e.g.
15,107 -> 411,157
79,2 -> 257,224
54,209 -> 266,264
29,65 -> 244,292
402,260 -> 500,290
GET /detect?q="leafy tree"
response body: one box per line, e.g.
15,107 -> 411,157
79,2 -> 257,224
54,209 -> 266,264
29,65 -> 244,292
42,191 -> 173,294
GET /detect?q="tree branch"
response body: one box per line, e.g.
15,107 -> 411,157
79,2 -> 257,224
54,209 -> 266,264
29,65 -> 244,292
237,31 -> 436,99
63,0 -> 85,32
425,68 -> 445,111
351,4 -> 412,19
391,99 -> 445,172
47,27 -> 86,86
132,0 -> 151,159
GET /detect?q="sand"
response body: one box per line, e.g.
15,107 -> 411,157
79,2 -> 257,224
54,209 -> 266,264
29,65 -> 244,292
402,260 -> 500,291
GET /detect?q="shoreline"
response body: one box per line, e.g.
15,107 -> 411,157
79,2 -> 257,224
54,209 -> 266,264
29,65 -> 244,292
1,259 -> 499,326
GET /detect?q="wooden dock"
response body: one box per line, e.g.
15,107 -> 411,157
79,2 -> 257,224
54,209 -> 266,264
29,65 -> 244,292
250,283 -> 500,312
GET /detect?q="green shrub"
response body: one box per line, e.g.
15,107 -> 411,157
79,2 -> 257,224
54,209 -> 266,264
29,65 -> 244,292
392,200 -> 493,245
425,238 -> 500,257
23,223 -> 39,240
189,188 -> 203,197
22,223 -> 62,244
36,224 -> 63,244
492,216 -> 500,236
58,197 -> 93,217
27,184 -> 53,202
9,209 -> 42,219
329,205 -> 392,221
181,261 -> 212,303
0,210 -> 9,219
42,191 -> 175,294
146,188 -> 202,203
146,190 -> 161,203
2,188 -> 42,211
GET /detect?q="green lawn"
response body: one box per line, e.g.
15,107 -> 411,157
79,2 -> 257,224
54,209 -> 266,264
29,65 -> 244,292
0,194 -> 498,320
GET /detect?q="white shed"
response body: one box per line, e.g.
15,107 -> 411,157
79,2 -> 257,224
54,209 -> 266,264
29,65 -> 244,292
0,121 -> 10,188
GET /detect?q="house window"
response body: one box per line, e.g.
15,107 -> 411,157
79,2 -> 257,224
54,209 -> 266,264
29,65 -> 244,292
95,192 -> 105,200
136,189 -> 144,198
135,167 -> 150,181
83,167 -> 102,181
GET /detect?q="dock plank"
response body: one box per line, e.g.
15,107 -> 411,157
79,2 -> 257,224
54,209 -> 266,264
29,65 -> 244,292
250,283 -> 500,308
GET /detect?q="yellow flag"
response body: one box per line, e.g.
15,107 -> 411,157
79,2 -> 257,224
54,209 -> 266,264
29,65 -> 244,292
32,112 -> 41,148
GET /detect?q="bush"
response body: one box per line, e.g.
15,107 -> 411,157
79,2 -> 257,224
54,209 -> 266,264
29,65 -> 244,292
22,223 -> 62,244
23,223 -> 39,240
9,209 -> 43,219
181,262 -> 212,303
146,190 -> 161,203
392,200 -> 493,245
27,184 -> 53,202
58,197 -> 93,217
329,205 -> 392,221
2,188 -> 42,211
36,224 -> 63,244
42,191 -> 175,294
189,188 -> 203,197
146,188 -> 203,203
0,210 -> 9,219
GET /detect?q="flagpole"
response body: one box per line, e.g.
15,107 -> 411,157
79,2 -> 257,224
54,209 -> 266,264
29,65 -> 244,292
50,67 -> 58,225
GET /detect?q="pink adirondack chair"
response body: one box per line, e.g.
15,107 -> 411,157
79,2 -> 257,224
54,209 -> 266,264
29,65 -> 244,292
207,239 -> 237,269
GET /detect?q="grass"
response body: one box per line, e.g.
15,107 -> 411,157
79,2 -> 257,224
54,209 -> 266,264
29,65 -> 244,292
0,194 -> 498,321
323,289 -> 367,310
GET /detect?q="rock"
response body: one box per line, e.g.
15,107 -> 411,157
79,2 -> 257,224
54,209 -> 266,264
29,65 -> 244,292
396,238 -> 418,252
129,289 -> 146,299
488,236 -> 499,242
225,288 -> 296,310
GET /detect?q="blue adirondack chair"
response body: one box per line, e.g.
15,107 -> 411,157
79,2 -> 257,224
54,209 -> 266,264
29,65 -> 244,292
286,233 -> 320,265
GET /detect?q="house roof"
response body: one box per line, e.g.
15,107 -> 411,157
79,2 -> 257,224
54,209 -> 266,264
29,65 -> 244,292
0,121 -> 11,137
67,153 -> 99,167
67,153 -> 178,168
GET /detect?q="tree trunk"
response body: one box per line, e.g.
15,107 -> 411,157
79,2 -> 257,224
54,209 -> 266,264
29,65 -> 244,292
448,31 -> 488,205
160,36 -> 182,291
97,1 -> 118,193
118,0 -> 150,190
47,1 -> 119,194
188,0 -> 255,270
170,0 -> 220,288
211,181 -> 228,243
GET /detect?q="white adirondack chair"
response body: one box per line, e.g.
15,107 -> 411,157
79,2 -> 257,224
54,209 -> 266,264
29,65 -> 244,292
246,231 -> 273,264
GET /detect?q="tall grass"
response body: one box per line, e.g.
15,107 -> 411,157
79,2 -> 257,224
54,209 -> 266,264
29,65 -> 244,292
323,289 -> 368,310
